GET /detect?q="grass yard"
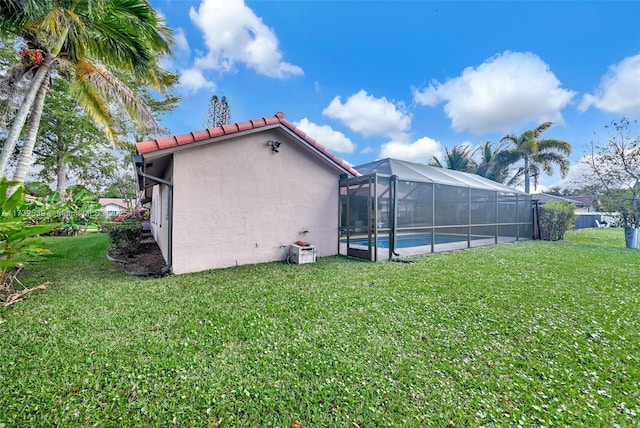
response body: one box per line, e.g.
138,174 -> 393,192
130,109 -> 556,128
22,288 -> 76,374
0,229 -> 638,426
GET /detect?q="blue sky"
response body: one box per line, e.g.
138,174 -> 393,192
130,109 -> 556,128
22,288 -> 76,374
151,0 -> 640,191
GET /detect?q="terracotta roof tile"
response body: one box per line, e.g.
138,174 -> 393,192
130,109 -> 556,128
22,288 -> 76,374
175,132 -> 195,145
99,198 -> 135,209
208,127 -> 225,138
292,127 -> 307,140
264,116 -> 279,125
222,123 -> 238,134
191,129 -> 211,141
237,120 -> 253,132
250,118 -> 266,127
156,136 -> 177,150
136,140 -> 159,153
136,112 -> 360,176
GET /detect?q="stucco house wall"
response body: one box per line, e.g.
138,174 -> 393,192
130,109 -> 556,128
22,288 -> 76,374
136,112 -> 359,275
102,203 -> 124,218
170,129 -> 340,274
150,182 -> 170,262
98,198 -> 135,219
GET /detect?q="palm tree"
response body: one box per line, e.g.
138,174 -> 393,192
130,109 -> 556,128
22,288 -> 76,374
499,122 -> 572,194
475,141 -> 510,183
430,145 -> 477,173
0,0 -> 173,183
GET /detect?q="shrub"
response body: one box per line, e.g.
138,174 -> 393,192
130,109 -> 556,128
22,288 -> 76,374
0,179 -> 58,285
539,201 -> 576,241
20,190 -> 103,236
103,220 -> 142,255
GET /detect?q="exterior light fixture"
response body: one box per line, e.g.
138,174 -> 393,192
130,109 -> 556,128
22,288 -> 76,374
267,140 -> 281,153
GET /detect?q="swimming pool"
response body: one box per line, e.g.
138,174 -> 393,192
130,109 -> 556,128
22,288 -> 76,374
345,234 -> 478,249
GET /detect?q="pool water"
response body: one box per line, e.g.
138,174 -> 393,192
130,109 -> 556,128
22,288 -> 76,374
347,234 -> 477,249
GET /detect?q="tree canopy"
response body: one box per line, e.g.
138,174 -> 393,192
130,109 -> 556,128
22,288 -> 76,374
582,117 -> 640,227
499,122 -> 572,194
0,0 -> 175,186
204,94 -> 231,128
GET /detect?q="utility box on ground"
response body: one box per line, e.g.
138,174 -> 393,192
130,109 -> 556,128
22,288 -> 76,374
290,243 -> 317,264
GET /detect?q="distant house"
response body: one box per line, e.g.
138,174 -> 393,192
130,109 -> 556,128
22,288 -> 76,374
134,112 -> 359,274
99,198 -> 134,219
531,193 -> 585,209
564,195 -> 598,213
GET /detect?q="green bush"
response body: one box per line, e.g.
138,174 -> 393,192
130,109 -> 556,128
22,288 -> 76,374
0,179 -> 58,285
19,190 -> 104,236
539,201 -> 576,241
103,220 -> 142,255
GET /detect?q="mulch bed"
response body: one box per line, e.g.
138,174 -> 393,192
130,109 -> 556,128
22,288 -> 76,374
108,238 -> 167,277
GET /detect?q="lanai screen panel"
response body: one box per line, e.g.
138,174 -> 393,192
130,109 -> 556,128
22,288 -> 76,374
341,158 -> 532,261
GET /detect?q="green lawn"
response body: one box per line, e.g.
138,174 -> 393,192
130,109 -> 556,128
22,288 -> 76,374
0,229 -> 638,426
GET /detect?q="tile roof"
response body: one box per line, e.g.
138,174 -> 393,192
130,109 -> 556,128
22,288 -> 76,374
136,112 -> 360,176
99,198 -> 134,209
565,195 -> 596,207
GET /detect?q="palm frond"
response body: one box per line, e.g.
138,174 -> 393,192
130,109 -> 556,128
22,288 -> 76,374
533,152 -> 571,177
429,156 -> 443,168
70,70 -> 117,143
73,60 -> 158,141
538,138 -> 572,156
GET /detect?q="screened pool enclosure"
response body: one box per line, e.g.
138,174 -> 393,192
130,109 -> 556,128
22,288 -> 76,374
339,159 -> 533,261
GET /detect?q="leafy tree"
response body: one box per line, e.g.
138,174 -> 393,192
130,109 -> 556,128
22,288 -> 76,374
475,141 -> 510,183
23,180 -> 51,197
114,71 -> 181,143
499,122 -> 572,194
0,34 -> 22,131
65,184 -> 97,200
0,0 -> 174,185
204,94 -> 231,128
583,118 -> 640,228
430,145 -> 477,173
546,186 -> 565,196
32,78 -> 115,199
101,162 -> 139,210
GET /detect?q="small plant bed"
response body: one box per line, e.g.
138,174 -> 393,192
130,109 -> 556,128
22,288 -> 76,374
107,231 -> 166,276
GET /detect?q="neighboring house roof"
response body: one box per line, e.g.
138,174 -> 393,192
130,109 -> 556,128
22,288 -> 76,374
565,195 -> 597,208
136,112 -> 360,177
531,193 -> 585,207
98,198 -> 133,210
356,158 -> 527,194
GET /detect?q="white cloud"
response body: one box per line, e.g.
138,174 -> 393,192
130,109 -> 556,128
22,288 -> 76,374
413,51 -> 576,134
179,68 -> 216,94
579,53 -> 640,116
189,0 -> 303,79
560,158 -> 595,188
323,90 -> 412,140
173,28 -> 191,57
360,146 -> 374,154
379,137 -> 442,163
294,118 -> 356,154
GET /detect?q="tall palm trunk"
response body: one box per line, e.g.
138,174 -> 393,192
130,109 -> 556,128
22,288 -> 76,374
523,157 -> 530,194
0,26 -> 69,176
11,71 -> 51,186
56,153 -> 67,200
0,54 -> 55,175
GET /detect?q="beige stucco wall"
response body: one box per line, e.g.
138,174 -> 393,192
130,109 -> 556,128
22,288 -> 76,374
170,129 -> 341,274
149,162 -> 172,264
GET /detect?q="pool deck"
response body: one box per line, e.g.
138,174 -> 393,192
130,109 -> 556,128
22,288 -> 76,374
339,236 -> 522,261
